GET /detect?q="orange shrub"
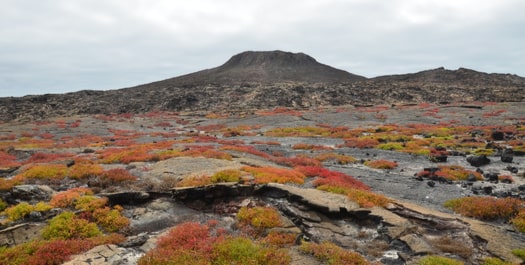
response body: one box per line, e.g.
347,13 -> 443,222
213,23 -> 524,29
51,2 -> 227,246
343,137 -> 380,149
49,187 -> 93,208
68,162 -> 104,179
177,175 -> 213,187
262,231 -> 297,247
444,196 -> 523,220
26,152 -> 74,164
317,185 -> 391,208
241,166 -> 305,184
296,166 -> 370,191
315,153 -> 357,165
100,168 -> 137,183
364,159 -> 398,169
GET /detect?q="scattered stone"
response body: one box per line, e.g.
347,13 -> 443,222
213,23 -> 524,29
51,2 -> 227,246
491,130 -> 504,141
399,234 -> 433,254
466,174 -> 478,182
501,148 -> 514,163
427,181 -> 435,187
10,185 -> 55,202
467,155 -> 491,167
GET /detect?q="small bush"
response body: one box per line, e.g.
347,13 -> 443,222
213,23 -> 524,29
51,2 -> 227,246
262,231 -> 298,247
49,187 -> 93,208
418,255 -> 464,265
299,241 -> 370,265
444,196 -> 522,220
237,206 -> 282,232
176,175 -> 213,187
92,206 -> 130,232
20,164 -> 68,179
211,169 -> 242,183
214,237 -> 290,265
5,202 -> 33,221
67,162 -> 104,179
364,159 -> 398,169
242,166 -> 305,184
41,211 -> 101,239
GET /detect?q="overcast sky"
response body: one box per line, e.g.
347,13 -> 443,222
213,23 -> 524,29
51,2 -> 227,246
1,0 -> 524,97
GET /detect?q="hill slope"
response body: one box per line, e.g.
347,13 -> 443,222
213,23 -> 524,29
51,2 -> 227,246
1,51 -> 524,121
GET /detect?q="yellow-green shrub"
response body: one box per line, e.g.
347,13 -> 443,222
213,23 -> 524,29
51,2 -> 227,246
5,202 -> 33,221
211,169 -> 242,183
237,206 -> 282,232
214,237 -> 290,265
41,211 -> 101,239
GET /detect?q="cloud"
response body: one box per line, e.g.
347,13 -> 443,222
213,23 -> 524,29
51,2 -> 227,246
0,0 -> 524,97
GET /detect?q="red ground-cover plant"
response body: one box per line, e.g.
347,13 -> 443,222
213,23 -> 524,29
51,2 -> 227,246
272,155 -> 322,167
0,151 -> 21,168
138,222 -> 217,265
26,152 -> 75,164
296,166 -> 370,191
444,196 -> 523,220
0,234 -> 125,265
364,159 -> 398,169
242,166 -> 306,184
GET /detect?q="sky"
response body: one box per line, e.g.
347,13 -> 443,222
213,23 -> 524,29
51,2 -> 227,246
1,0 -> 524,97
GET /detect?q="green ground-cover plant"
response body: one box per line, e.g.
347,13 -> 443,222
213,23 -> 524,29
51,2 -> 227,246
418,255 -> 464,265
483,257 -> 513,265
512,249 -> 525,261
299,241 -> 370,265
